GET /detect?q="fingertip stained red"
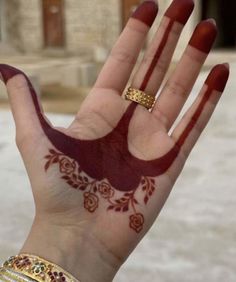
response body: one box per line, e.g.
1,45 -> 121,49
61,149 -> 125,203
205,64 -> 230,92
165,0 -> 194,24
189,19 -> 218,53
131,0 -> 158,27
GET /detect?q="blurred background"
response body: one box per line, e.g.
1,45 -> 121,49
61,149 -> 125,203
0,0 -> 236,111
0,1 -> 236,281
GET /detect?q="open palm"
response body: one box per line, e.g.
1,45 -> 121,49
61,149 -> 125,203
0,0 -> 229,267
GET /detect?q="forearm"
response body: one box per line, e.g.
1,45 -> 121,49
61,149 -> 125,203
19,216 -> 120,282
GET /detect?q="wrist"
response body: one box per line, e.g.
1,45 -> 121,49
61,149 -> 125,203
19,216 -> 120,282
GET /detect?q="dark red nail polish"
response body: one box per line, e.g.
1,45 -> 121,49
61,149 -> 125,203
165,0 -> 194,25
131,1 -> 158,27
189,19 -> 218,53
205,64 -> 230,92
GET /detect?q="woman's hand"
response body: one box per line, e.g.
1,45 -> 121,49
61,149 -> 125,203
0,0 -> 229,281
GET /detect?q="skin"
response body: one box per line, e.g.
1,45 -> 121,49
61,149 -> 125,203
0,0 -> 230,281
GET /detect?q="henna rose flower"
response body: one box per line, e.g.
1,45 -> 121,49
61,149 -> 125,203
129,213 -> 144,233
59,157 -> 76,174
98,182 -> 115,199
84,192 -> 99,212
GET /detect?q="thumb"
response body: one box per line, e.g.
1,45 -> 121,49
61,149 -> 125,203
0,64 -> 53,144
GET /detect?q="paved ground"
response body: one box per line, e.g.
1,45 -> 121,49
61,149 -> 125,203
0,62 -> 236,281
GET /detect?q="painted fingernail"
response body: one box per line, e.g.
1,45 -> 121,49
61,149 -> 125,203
0,64 -> 23,83
205,64 -> 230,92
165,0 -> 194,25
131,0 -> 158,27
189,19 -> 217,53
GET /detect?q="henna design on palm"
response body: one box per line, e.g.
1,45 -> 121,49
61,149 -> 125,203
0,0 -> 229,233
44,148 -> 156,232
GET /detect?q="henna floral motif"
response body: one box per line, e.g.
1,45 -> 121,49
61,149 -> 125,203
98,182 -> 115,199
84,192 -> 99,212
129,213 -> 145,233
44,149 -> 156,233
59,157 -> 76,174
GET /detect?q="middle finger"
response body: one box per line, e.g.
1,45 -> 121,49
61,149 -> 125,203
131,0 -> 194,93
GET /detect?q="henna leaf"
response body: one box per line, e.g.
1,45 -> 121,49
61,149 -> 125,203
120,197 -> 128,202
62,175 -> 70,180
49,149 -> 57,155
107,206 -> 114,210
44,161 -> 51,171
122,205 -> 129,212
52,157 -> 59,163
133,198 -> 138,204
144,196 -> 149,204
72,184 -> 78,189
72,174 -> 77,181
93,186 -> 98,193
79,185 -> 87,191
45,155 -> 51,159
141,179 -> 146,185
115,207 -> 121,212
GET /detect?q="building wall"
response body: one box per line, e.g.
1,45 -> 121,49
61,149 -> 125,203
5,0 -> 42,53
65,0 -> 121,56
2,0 -> 201,57
5,0 -> 21,49
18,0 -> 43,53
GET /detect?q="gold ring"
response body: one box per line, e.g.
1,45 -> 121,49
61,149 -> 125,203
125,87 -> 155,110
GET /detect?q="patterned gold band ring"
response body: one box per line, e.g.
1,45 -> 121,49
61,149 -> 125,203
125,87 -> 155,110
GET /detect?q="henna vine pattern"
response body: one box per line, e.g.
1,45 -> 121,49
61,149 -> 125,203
44,149 -> 156,233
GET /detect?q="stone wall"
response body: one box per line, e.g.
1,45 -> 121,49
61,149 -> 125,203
65,0 -> 121,56
5,0 -> 21,50
3,0 -> 121,56
18,0 -> 43,53
5,0 -> 43,53
2,0 -> 201,58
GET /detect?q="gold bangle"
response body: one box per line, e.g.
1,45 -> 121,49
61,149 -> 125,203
125,87 -> 155,110
2,254 -> 80,282
0,267 -> 36,282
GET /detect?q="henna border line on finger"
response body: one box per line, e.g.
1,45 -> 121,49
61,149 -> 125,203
0,63 -> 229,193
176,64 -> 229,147
139,0 -> 194,91
0,64 -> 228,235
